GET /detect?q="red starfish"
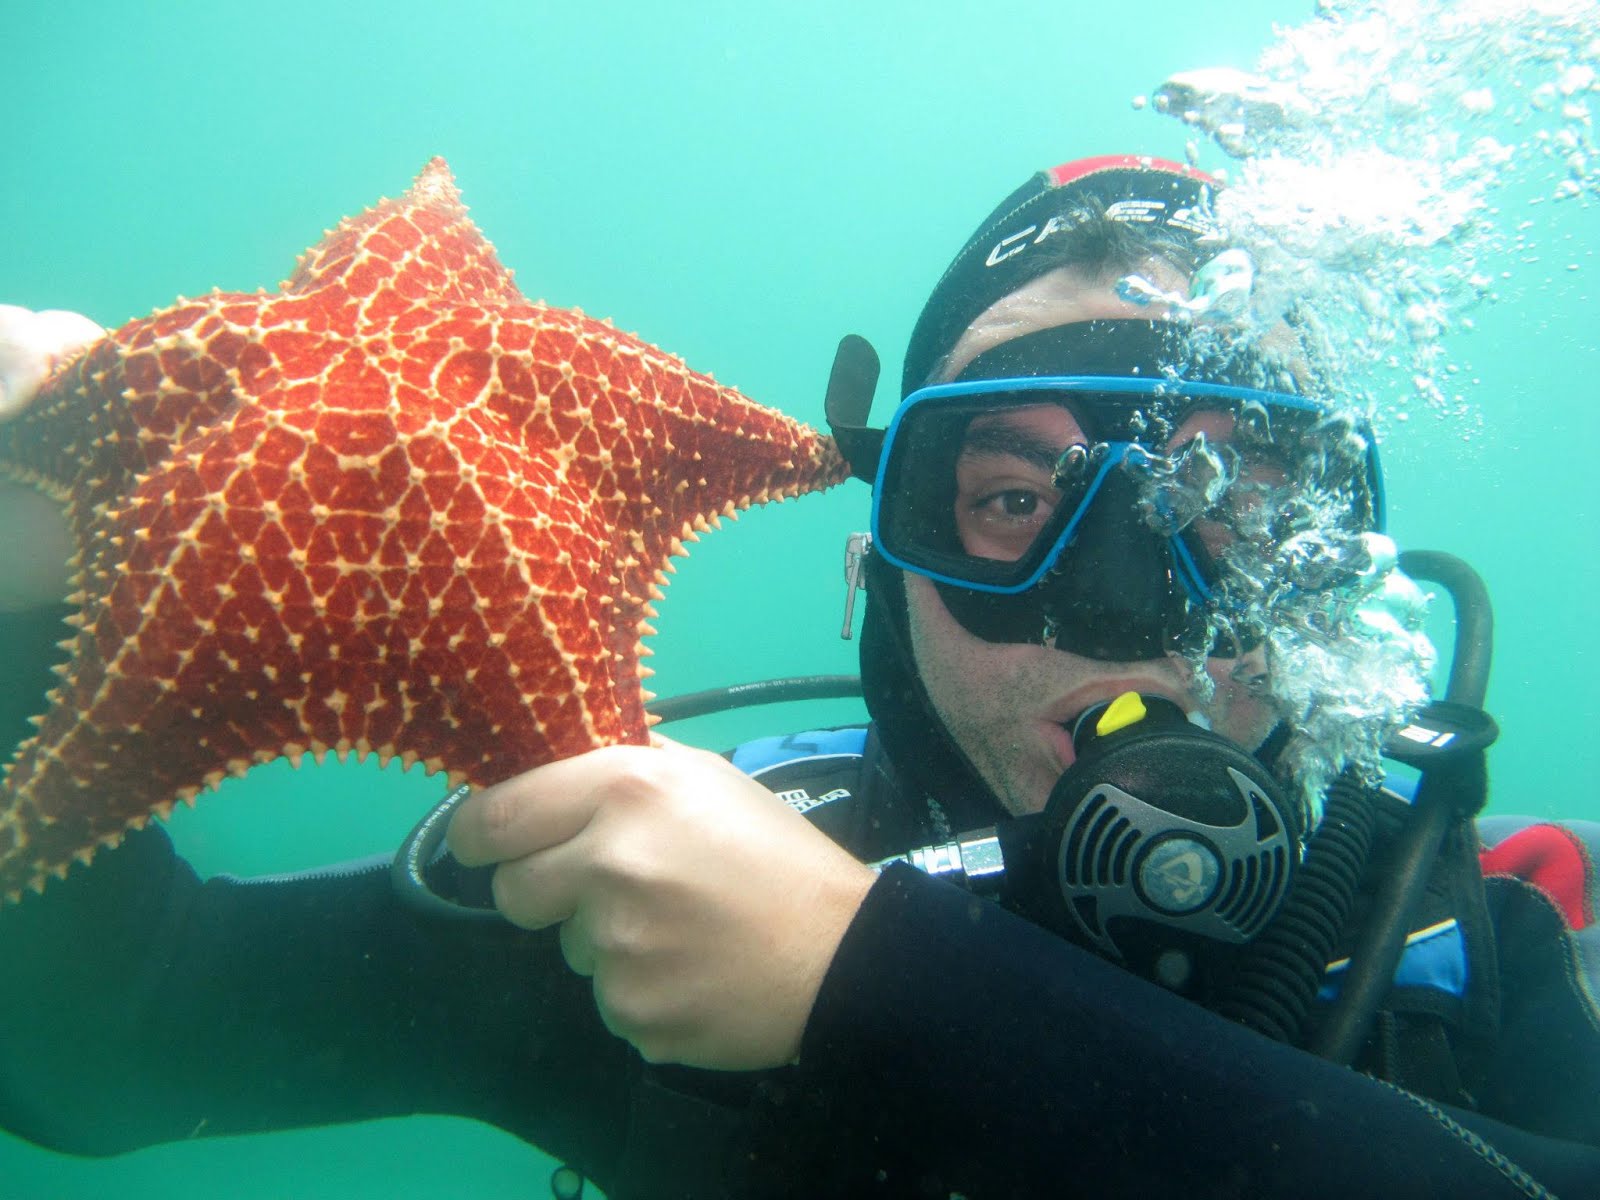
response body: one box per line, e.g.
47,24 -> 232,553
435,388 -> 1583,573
0,159 -> 848,901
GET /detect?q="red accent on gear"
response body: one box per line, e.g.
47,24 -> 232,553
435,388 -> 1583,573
1480,823 -> 1596,931
1044,155 -> 1219,189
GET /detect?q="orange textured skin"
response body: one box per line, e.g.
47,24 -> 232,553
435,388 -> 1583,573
0,158 -> 848,901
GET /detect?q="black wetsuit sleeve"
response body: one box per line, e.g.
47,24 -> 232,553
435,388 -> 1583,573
757,865 -> 1600,1200
0,824 -> 633,1179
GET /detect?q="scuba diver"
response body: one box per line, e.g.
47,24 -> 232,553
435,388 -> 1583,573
2,156 -> 1598,1199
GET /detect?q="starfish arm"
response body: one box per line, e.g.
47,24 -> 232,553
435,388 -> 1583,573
284,157 -> 525,310
488,304 -> 849,670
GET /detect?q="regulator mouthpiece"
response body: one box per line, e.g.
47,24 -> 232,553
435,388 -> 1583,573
873,690 -> 1307,996
1046,691 -> 1300,990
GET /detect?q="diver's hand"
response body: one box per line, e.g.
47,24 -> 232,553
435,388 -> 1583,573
0,304 -> 104,420
447,737 -> 876,1071
0,305 -> 100,612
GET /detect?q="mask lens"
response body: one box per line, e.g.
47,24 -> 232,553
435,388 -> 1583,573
953,404 -> 1087,563
1147,407 -> 1291,557
877,393 -> 1096,591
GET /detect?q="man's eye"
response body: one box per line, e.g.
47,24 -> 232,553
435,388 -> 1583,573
956,481 -> 1060,560
974,489 -> 1048,520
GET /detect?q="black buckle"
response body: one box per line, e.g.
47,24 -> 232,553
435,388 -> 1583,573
1382,700 -> 1499,770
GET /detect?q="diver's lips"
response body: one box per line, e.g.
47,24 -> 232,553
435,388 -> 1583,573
1040,682 -> 1202,772
1037,682 -> 1182,773
1046,681 -> 1198,732
1044,720 -> 1078,772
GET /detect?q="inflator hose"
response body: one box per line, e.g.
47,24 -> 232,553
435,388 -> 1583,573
1211,551 -> 1492,1051
643,675 -> 863,724
1399,550 -> 1491,711
1308,551 -> 1493,1066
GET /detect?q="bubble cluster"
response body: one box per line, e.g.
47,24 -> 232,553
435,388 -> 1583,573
1217,526 -> 1434,825
1155,417 -> 1434,824
1146,0 -> 1598,428
1132,0 -> 1593,819
1136,432 -> 1239,537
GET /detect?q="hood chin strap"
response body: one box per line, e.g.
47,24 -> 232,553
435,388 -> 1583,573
858,551 -> 1012,833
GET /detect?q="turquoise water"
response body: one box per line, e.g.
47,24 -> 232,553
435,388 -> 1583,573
2,1 -> 1595,1196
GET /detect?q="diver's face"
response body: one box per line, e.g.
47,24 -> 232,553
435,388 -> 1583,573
907,572 -> 1277,816
905,266 -> 1280,817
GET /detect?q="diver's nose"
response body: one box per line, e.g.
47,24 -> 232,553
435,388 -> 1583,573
1037,468 -> 1188,662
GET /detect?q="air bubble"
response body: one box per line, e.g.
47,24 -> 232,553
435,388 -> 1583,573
1559,64 -> 1595,96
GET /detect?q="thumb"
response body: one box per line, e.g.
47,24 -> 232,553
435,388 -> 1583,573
0,305 -> 105,421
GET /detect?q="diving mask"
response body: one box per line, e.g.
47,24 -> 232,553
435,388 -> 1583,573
870,322 -> 1384,660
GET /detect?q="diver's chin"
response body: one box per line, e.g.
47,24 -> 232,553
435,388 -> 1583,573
988,722 -> 1074,819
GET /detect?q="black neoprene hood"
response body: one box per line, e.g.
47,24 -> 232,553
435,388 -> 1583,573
898,154 -> 1222,396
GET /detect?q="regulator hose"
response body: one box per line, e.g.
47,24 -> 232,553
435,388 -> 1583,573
1309,550 -> 1495,1065
1211,772 -> 1376,1041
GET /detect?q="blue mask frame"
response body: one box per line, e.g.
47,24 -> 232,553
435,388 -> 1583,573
870,374 -> 1386,601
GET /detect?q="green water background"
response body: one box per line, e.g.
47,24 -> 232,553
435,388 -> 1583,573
1,1 -> 1594,1195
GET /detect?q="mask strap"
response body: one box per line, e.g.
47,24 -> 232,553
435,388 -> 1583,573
823,334 -> 885,483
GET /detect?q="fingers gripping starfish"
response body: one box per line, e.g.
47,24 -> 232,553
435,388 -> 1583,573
0,159 -> 848,901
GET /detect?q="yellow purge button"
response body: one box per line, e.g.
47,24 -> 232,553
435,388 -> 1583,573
1095,691 -> 1147,738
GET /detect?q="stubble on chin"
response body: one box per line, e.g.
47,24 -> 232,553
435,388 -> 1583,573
1202,650 -> 1279,752
903,576 -> 1058,815
901,576 -> 1281,814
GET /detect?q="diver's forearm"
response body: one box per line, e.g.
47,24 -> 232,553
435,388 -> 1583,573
0,824 -> 631,1178
769,864 -> 1599,1200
